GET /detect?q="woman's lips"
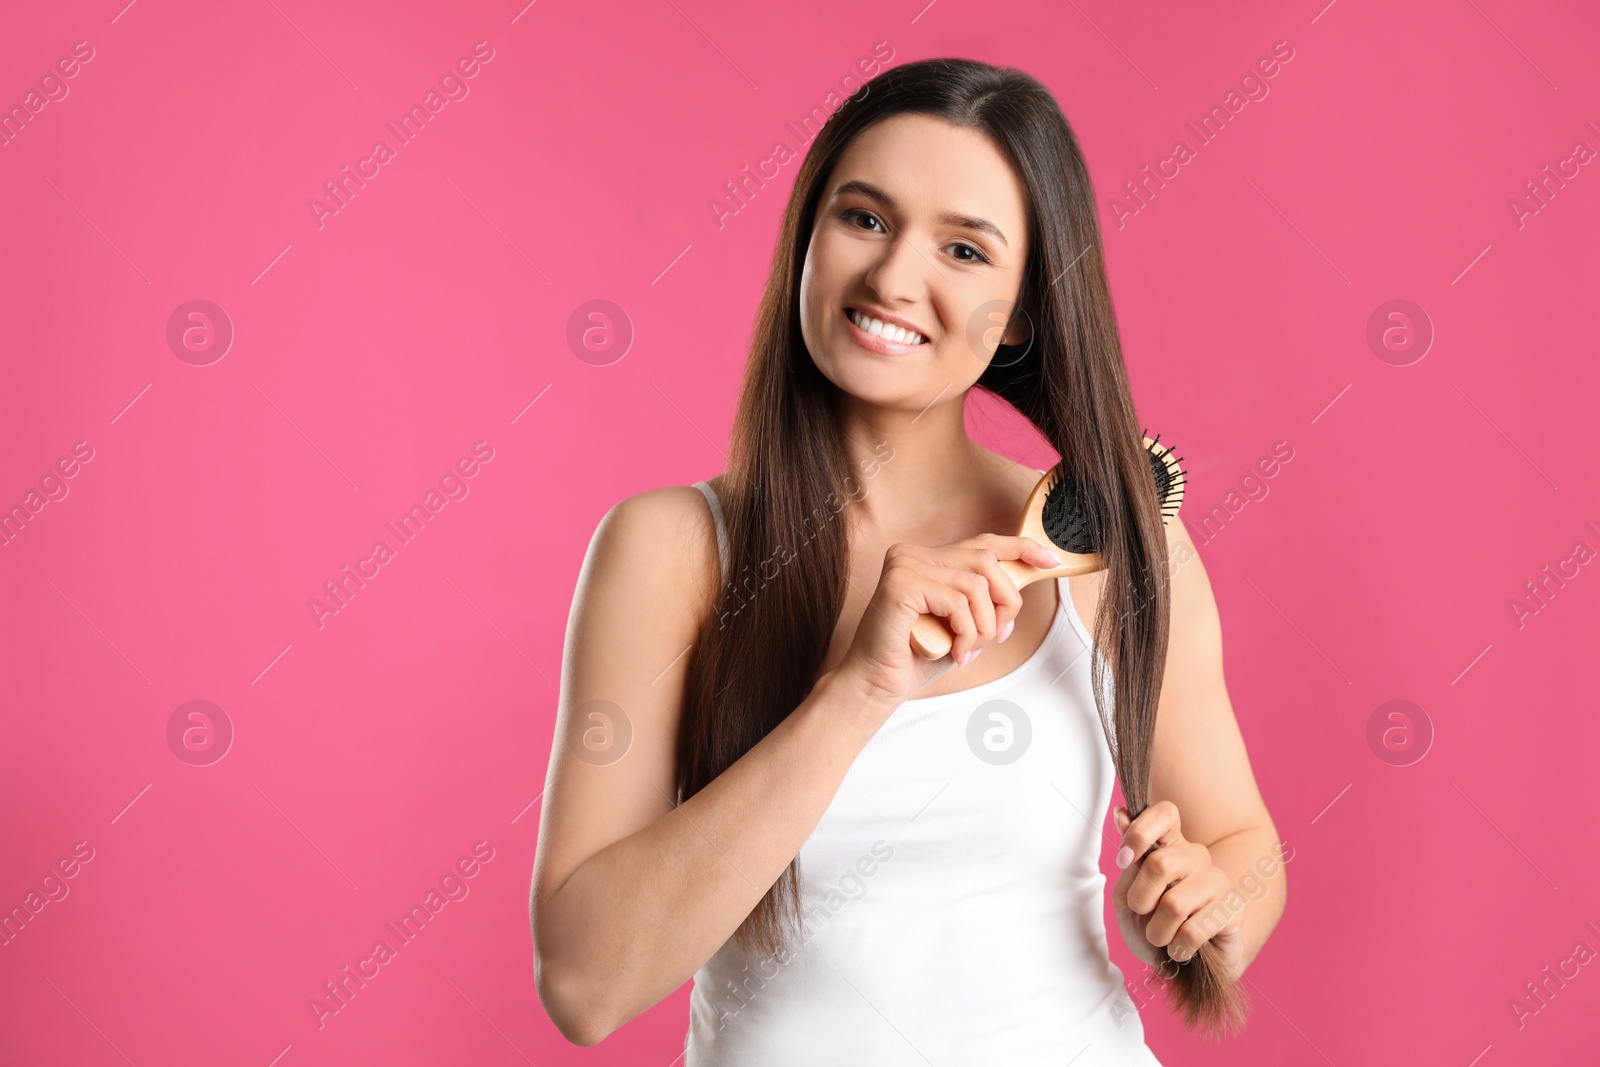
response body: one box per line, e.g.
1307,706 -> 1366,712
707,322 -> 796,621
842,307 -> 929,356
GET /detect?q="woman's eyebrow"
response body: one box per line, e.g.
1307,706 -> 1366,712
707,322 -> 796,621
832,179 -> 1009,249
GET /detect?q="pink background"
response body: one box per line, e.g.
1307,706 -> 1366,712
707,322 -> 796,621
2,0 -> 1597,1064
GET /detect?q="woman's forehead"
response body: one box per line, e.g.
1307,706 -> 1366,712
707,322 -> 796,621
828,114 -> 1029,234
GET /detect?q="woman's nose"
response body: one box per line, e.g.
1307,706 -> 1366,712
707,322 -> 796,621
861,229 -> 929,304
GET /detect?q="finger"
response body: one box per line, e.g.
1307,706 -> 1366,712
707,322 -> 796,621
900,538 -> 1046,643
1124,841 -> 1207,917
888,541 -> 943,567
955,545 -> 1024,640
1020,535 -> 1068,570
1168,895 -> 1233,962
959,532 -> 1065,570
1142,865 -> 1223,949
1117,799 -> 1184,868
1110,853 -> 1139,909
972,531 -> 1062,566
932,564 -> 996,654
904,566 -> 978,662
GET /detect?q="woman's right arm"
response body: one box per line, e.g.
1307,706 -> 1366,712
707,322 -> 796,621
529,488 -> 898,1046
529,487 -> 1060,1045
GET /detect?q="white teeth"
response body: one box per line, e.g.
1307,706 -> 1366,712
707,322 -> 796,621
850,309 -> 924,345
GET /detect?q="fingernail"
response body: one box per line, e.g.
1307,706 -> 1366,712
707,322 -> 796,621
1116,846 -> 1135,869
1000,619 -> 1015,643
1046,549 -> 1065,565
956,649 -> 974,667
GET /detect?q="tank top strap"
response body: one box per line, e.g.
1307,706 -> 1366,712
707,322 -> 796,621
690,480 -> 730,582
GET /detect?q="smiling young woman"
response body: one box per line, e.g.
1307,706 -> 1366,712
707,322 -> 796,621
530,58 -> 1285,1064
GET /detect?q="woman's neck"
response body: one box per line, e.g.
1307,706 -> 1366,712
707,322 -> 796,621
837,392 -> 1025,544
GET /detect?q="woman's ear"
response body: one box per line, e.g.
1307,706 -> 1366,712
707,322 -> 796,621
988,303 -> 1034,368
1001,301 -> 1034,347
1001,320 -> 1032,347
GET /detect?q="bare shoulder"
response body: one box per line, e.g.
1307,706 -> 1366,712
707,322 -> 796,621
562,480 -> 726,716
575,483 -> 726,625
564,479 -> 728,708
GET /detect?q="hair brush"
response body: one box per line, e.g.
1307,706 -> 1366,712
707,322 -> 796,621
908,432 -> 1187,660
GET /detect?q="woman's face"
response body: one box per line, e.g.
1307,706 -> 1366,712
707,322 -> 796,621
799,112 -> 1032,408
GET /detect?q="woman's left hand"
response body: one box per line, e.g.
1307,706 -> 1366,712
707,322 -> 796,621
1110,800 -> 1244,980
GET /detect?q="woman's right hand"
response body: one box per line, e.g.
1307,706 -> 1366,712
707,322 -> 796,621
836,533 -> 1066,710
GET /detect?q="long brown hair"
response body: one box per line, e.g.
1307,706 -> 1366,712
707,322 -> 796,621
675,56 -> 1246,1037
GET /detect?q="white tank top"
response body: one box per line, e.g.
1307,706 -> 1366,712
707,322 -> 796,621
683,478 -> 1165,1066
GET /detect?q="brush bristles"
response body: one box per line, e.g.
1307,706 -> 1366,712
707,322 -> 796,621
1039,463 -> 1096,555
1040,433 -> 1190,553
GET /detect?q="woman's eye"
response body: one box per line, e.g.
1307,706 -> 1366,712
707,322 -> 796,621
948,242 -> 990,264
840,208 -> 884,232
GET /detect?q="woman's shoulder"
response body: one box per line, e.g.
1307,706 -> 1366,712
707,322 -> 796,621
581,480 -> 725,613
592,479 -> 723,558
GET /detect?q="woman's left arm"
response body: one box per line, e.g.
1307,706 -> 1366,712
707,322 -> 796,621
1108,518 -> 1288,981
